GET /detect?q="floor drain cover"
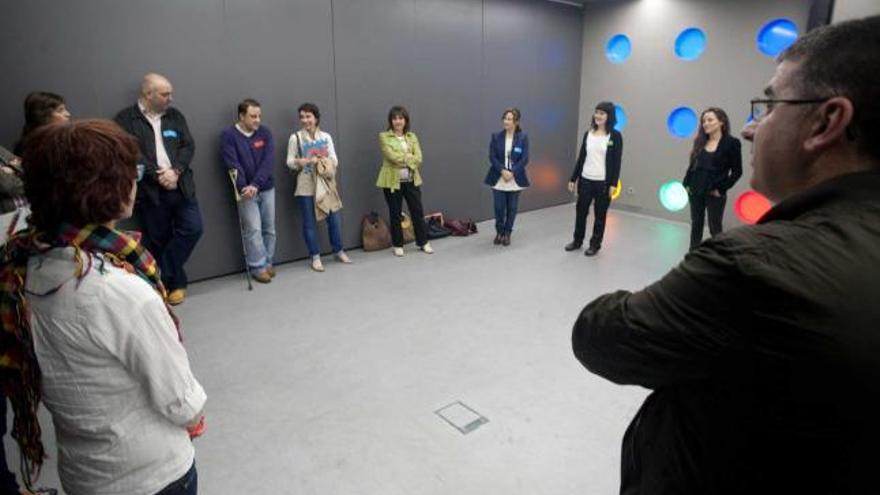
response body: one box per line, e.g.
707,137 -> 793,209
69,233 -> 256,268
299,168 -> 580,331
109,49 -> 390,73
435,401 -> 489,434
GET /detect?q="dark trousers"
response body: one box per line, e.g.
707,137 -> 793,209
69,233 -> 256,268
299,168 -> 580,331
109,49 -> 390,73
572,178 -> 611,249
0,392 -> 19,493
492,190 -> 521,235
155,462 -> 197,495
137,189 -> 204,291
383,182 -> 427,247
688,192 -> 726,250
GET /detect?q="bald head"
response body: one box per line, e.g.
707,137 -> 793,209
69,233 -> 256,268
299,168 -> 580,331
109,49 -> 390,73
139,73 -> 174,114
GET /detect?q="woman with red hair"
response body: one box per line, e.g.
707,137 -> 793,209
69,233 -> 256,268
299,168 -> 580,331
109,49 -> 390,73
0,120 -> 206,495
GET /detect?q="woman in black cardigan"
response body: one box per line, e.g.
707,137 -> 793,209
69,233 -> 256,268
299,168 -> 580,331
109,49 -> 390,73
565,101 -> 623,256
683,107 -> 742,251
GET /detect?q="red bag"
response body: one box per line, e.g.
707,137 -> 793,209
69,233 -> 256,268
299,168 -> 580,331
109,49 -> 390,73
443,218 -> 478,236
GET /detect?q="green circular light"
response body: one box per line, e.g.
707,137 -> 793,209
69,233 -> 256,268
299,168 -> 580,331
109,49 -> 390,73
658,180 -> 688,212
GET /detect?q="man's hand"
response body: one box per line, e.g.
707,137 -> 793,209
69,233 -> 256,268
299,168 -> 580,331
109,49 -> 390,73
157,168 -> 179,190
709,189 -> 721,198
501,169 -> 514,182
240,185 -> 258,200
567,181 -> 576,193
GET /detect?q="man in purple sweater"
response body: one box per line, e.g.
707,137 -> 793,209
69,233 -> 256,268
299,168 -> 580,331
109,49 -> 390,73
221,98 -> 276,283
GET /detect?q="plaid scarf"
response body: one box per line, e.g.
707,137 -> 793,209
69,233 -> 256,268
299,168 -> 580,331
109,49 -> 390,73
0,223 -> 179,483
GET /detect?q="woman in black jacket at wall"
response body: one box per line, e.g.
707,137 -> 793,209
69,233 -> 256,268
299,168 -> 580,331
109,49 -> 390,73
565,101 -> 623,256
683,107 -> 742,251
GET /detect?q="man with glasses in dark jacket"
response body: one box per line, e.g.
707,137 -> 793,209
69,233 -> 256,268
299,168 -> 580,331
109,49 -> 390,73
573,16 -> 880,494
115,73 -> 203,305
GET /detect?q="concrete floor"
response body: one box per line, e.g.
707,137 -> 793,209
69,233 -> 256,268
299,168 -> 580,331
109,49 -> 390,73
6,203 -> 695,494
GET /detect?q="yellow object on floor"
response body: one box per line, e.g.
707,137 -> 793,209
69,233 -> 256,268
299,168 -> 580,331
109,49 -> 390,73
167,288 -> 186,306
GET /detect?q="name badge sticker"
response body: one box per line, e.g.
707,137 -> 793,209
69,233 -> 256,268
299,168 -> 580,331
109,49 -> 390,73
513,146 -> 522,153
254,139 -> 265,149
162,129 -> 179,139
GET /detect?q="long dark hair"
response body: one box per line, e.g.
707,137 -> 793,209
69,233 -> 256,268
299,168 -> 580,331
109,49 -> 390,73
21,91 -> 66,139
591,101 -> 616,133
689,107 -> 731,165
502,107 -> 522,133
387,105 -> 410,133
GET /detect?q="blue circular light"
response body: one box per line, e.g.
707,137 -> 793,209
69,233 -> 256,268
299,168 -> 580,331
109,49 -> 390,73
674,27 -> 706,61
606,34 -> 631,64
614,104 -> 627,132
667,107 -> 698,138
756,18 -> 798,57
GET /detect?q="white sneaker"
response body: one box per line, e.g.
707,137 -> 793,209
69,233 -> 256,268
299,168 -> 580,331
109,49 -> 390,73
335,251 -> 352,264
392,247 -> 405,257
421,242 -> 434,254
310,257 -> 325,272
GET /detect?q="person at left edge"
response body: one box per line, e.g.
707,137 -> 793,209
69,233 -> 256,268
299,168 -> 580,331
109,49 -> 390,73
115,73 -> 203,305
220,98 -> 276,284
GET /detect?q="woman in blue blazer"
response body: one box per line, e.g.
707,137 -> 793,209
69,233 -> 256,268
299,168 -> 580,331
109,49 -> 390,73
484,108 -> 529,246
683,107 -> 742,251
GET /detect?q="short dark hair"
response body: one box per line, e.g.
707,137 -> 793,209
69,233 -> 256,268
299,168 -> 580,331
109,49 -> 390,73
21,91 -> 65,139
502,107 -> 522,133
387,105 -> 410,133
23,119 -> 139,234
298,102 -> 321,125
779,15 -> 880,161
592,101 -> 617,132
238,98 -> 260,117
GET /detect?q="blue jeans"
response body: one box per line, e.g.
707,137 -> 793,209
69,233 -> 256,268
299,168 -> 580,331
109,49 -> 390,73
492,190 -> 521,235
137,189 -> 204,290
296,195 -> 343,257
154,462 -> 197,495
237,188 -> 276,272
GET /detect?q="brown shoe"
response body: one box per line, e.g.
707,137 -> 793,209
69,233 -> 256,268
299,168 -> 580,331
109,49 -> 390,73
267,265 -> 276,278
252,270 -> 272,283
167,288 -> 186,306
501,234 -> 511,246
493,234 -> 502,245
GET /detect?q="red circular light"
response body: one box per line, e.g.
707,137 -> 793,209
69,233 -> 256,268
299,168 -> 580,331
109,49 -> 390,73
531,162 -> 562,192
735,191 -> 772,224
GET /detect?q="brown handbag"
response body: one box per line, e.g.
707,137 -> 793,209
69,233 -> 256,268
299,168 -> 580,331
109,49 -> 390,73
400,212 -> 416,244
362,211 -> 392,251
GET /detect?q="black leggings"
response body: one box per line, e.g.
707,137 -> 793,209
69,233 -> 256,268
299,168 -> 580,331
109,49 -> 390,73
688,191 -> 726,250
383,182 -> 427,247
572,178 -> 611,249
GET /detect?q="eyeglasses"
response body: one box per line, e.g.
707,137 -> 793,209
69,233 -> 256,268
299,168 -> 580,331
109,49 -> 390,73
749,97 -> 832,122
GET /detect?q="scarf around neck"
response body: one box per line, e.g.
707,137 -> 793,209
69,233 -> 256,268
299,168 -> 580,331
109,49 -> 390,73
0,222 -> 179,482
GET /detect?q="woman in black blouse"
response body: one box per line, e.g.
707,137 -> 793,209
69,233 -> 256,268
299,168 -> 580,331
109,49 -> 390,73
683,107 -> 742,251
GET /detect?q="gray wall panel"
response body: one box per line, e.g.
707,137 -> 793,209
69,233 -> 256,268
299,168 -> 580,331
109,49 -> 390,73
409,0 -> 484,220
332,0 -> 420,243
833,0 -> 880,22
483,0 -> 581,214
1,0 -> 583,281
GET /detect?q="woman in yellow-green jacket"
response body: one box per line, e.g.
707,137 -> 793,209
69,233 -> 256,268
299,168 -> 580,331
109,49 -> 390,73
376,105 -> 433,257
